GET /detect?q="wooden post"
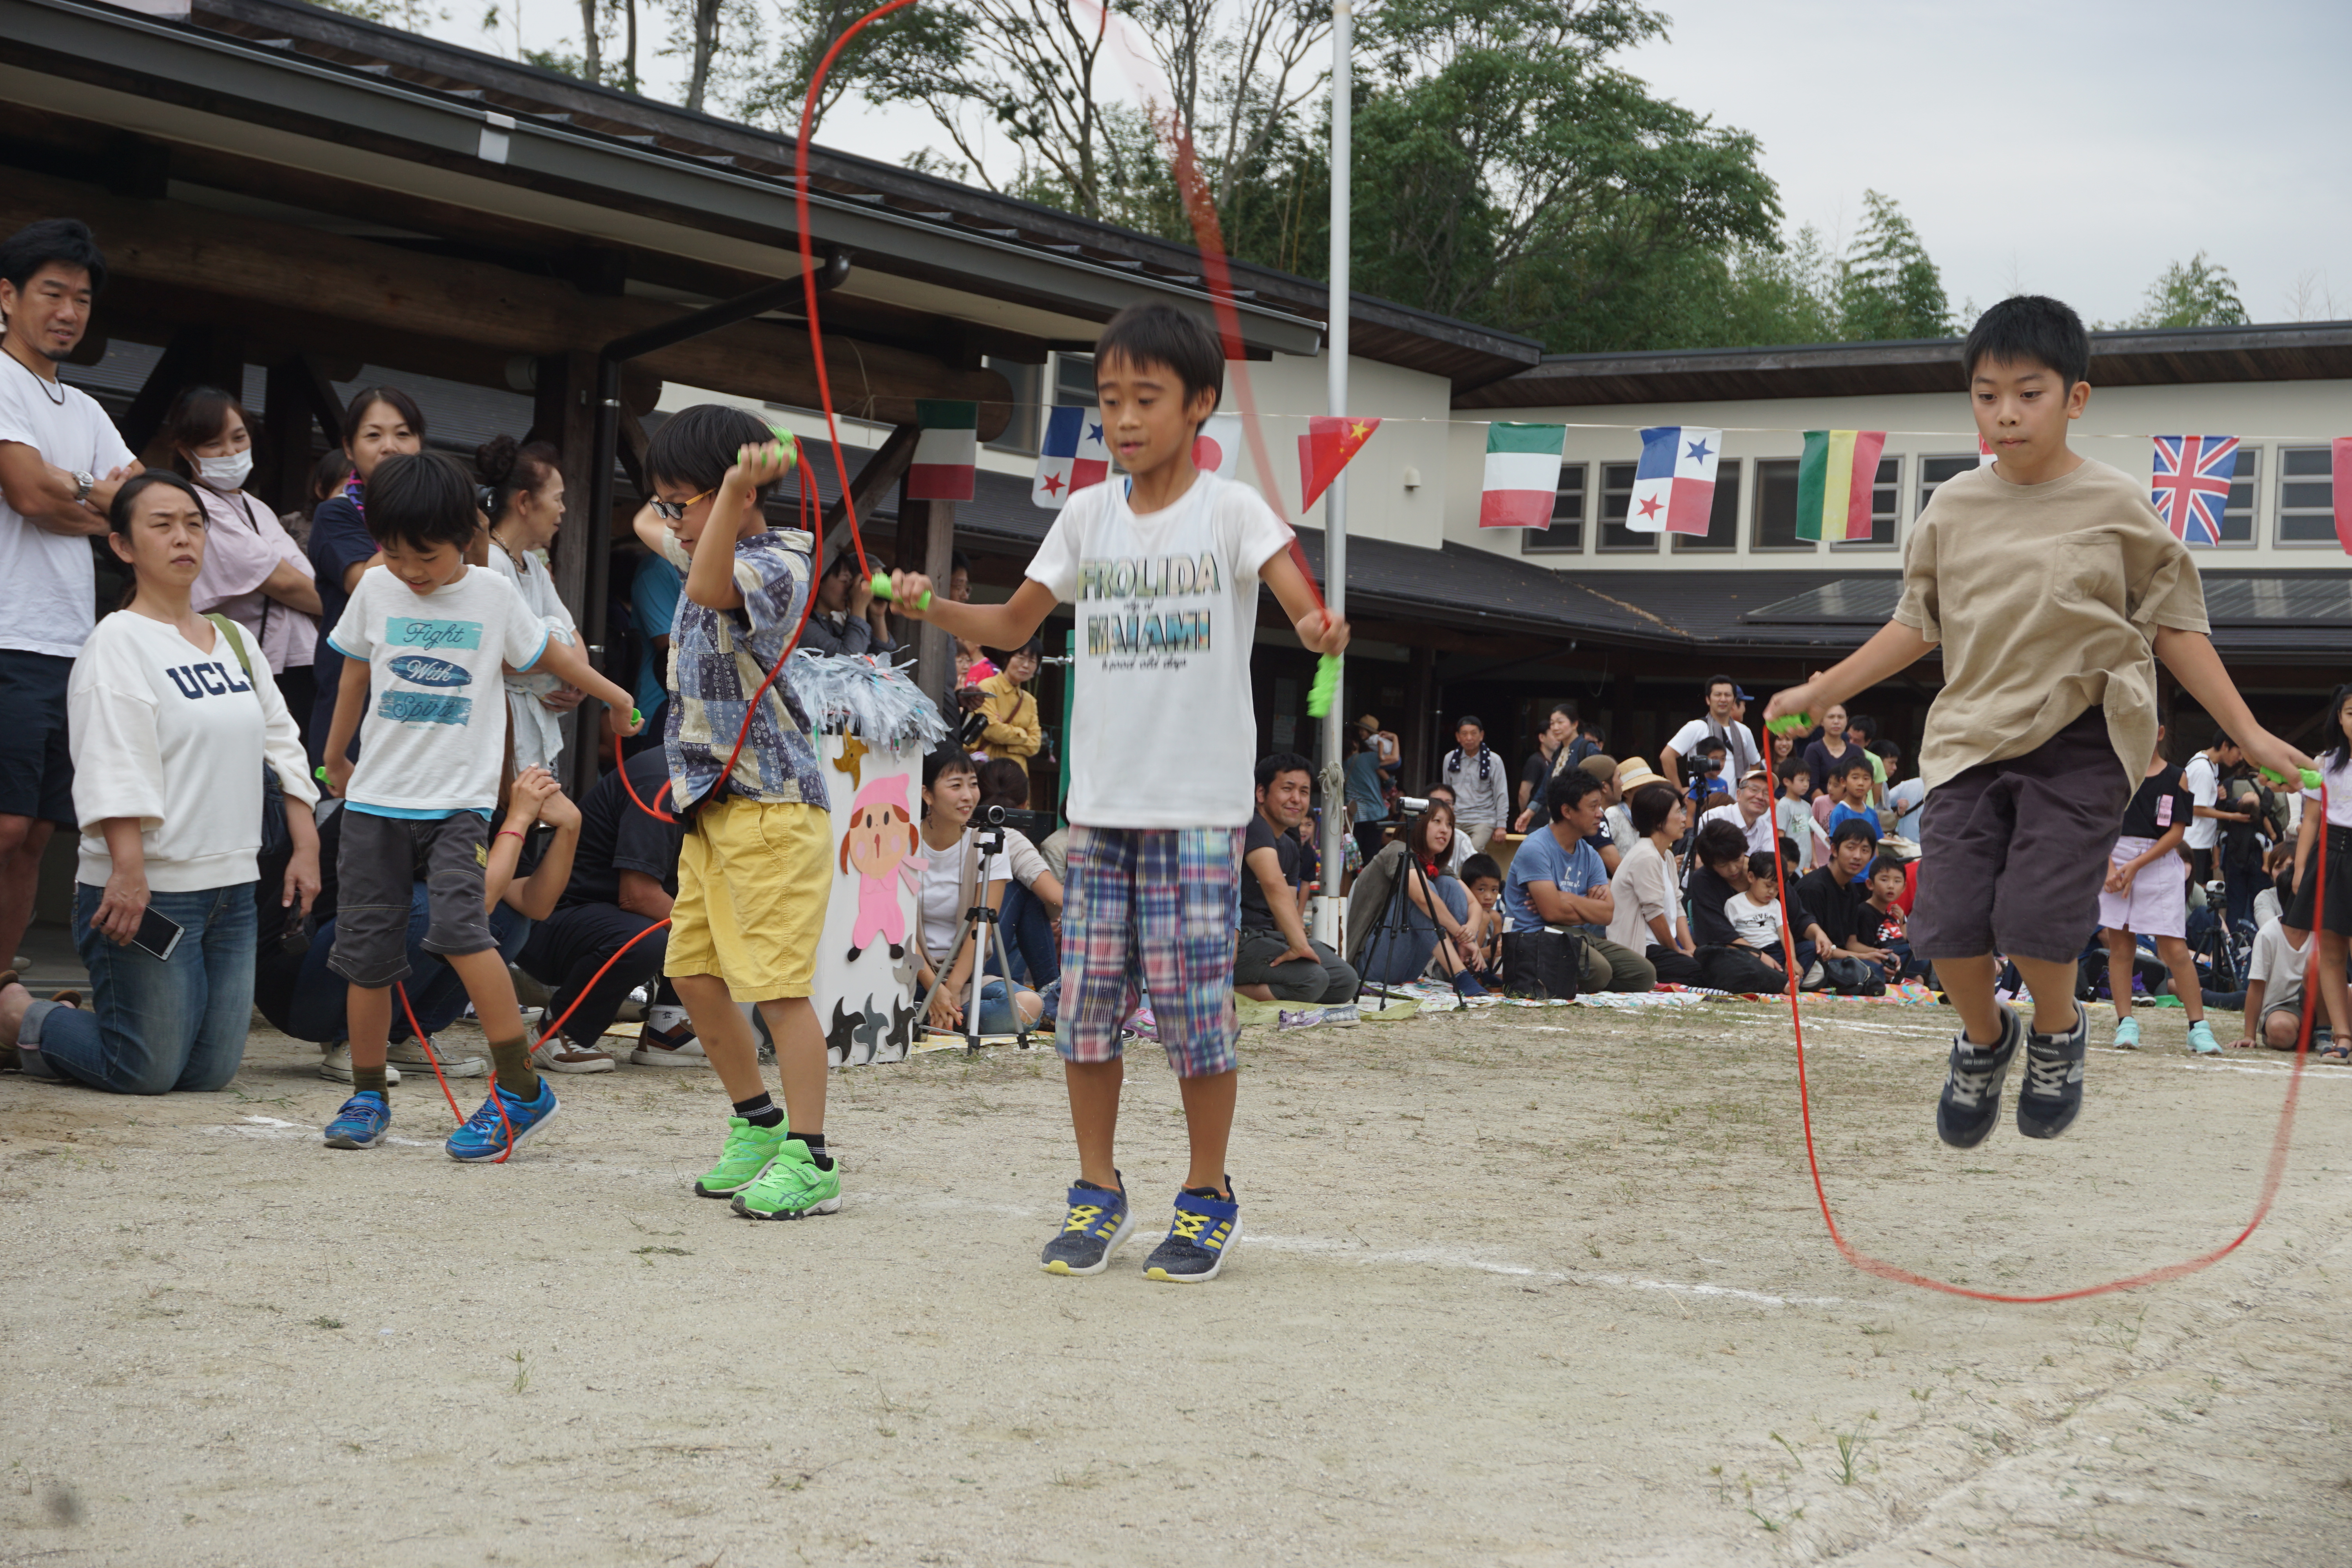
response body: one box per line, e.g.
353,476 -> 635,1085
895,485 -> 956,709
1405,643 -> 1437,793
261,359 -> 316,515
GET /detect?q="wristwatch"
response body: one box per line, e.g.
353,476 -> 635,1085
71,470 -> 94,505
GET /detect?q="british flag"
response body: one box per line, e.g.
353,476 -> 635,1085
2150,434 -> 2239,546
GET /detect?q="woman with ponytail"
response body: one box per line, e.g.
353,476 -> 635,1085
477,434 -> 582,775
164,385 -> 321,739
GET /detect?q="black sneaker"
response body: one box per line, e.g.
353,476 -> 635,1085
1143,1182 -> 1240,1284
1040,1176 -> 1134,1277
2017,1005 -> 2088,1140
1936,1006 -> 2022,1149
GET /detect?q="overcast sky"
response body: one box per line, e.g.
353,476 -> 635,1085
471,0 -> 2350,329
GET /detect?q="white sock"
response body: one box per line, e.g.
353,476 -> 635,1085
646,1004 -> 690,1033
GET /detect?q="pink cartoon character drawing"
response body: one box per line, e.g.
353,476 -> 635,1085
841,773 -> 924,962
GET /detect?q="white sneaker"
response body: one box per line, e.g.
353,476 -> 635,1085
318,1043 -> 401,1085
630,1019 -> 707,1067
385,1037 -> 487,1076
532,1037 -> 617,1074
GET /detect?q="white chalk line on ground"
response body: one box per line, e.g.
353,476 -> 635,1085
200,1114 -> 437,1148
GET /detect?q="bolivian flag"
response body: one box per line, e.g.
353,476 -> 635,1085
908,400 -> 978,501
1795,429 -> 1888,542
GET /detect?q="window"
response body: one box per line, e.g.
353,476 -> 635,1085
1052,351 -> 1096,408
984,357 -> 1043,454
1751,459 -> 1811,551
2279,446 -> 2338,545
1829,457 -> 1902,550
2215,444 -> 2259,546
1670,459 -> 1742,552
1918,454 -> 1980,514
1520,462 -> 1587,554
1595,463 -> 1651,552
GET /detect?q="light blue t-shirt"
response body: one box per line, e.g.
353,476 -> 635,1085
1503,824 -> 1607,937
630,553 -> 684,719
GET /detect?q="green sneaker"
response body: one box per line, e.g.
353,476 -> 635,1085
731,1138 -> 842,1221
2112,1016 -> 2141,1051
694,1117 -> 789,1198
2187,1019 -> 2221,1055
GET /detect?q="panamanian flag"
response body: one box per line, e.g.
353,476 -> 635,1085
1628,425 -> 1722,535
2151,434 -> 2239,546
1032,405 -> 1111,509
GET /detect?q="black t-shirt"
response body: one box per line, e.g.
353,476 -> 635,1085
1240,812 -> 1299,932
306,494 -> 378,757
560,748 -> 687,911
2119,763 -> 2194,840
1686,863 -> 1742,947
1519,748 -> 1553,802
1794,866 -> 1869,949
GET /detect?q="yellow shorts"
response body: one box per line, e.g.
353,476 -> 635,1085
665,797 -> 829,1002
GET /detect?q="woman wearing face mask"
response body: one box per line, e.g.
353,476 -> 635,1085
0,472 -> 319,1093
165,386 -> 322,742
476,435 -> 582,776
304,384 -> 425,763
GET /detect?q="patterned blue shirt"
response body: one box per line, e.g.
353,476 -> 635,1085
664,527 -> 828,811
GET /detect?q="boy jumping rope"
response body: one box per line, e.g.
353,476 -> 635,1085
318,452 -> 642,1158
1765,296 -> 2308,1147
889,303 -> 1350,1281
639,406 -> 840,1221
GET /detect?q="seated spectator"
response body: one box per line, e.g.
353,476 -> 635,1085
912,747 -> 1042,1036
947,551 -> 997,687
2230,915 -> 2318,1051
1608,757 -> 1666,857
1573,754 -> 1624,874
1686,824 -> 1802,992
1862,855 -> 1927,982
1846,712 -> 1888,805
1501,768 -> 1655,993
1234,752 -> 1360,1007
1607,782 -> 1701,984
1822,757 -> 1882,840
1882,741 -> 1926,840
1459,852 -> 1505,986
257,768 -> 578,1080
1359,712 -> 1403,782
6,473 -> 321,1095
1764,758 -> 1829,872
1791,821 -> 1890,995
1420,782 -> 1475,875
976,757 -> 1063,987
972,638 -> 1043,761
1440,715 -> 1510,852
1356,801 -> 1489,996
515,744 -> 693,1072
801,547 -> 898,657
627,536 -> 683,758
1801,703 -> 1862,803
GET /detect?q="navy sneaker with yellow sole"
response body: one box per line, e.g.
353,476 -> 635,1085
1143,1183 -> 1239,1283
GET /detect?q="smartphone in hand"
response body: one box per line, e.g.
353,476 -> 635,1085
131,906 -> 185,961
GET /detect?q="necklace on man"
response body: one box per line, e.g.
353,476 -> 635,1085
4,343 -> 65,406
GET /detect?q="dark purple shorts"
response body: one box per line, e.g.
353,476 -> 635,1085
1909,707 -> 2134,965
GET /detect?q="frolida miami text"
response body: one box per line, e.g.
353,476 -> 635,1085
1080,553 -> 1220,656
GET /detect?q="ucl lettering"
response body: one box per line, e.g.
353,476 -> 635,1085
164,659 -> 253,702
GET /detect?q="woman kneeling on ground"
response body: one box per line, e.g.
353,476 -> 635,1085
913,746 -> 1043,1038
1355,801 -> 1491,997
2,472 -> 320,1093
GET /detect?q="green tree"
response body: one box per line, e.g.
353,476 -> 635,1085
2118,251 -> 2249,329
1834,189 -> 1950,340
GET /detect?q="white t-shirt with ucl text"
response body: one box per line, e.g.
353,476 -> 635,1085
0,367 -> 134,657
1027,472 -> 1290,828
327,564 -> 549,815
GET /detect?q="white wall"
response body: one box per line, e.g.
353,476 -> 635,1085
1230,351 -> 1456,551
1443,377 -> 2352,573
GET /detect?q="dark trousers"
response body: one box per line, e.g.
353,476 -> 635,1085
517,902 -> 671,1048
2222,848 -> 2262,934
998,879 -> 1060,987
276,891 -> 531,1044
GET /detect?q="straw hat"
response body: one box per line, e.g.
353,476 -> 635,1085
1576,754 -> 1619,784
1615,758 -> 1667,792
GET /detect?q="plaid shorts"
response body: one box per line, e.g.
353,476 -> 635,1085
1059,825 -> 1245,1078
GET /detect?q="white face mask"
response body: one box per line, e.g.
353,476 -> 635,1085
195,450 -> 252,492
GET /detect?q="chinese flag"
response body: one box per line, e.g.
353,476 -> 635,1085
1298,416 -> 1381,512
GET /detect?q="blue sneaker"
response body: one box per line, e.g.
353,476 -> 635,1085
445,1078 -> 560,1162
1143,1183 -> 1240,1283
1936,1006 -> 2022,1149
1040,1176 -> 1134,1276
322,1092 -> 390,1150
2017,1006 -> 2088,1140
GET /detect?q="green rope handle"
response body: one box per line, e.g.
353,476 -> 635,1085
871,571 -> 931,611
1305,653 -> 1340,719
2261,766 -> 2324,789
1766,713 -> 1814,737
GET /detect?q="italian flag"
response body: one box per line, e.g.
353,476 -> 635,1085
1479,423 -> 1566,528
1795,429 -> 1888,542
908,399 -> 977,501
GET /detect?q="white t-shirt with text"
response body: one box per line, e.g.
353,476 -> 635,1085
1726,891 -> 1784,951
1026,472 -> 1290,828
327,564 -> 550,815
0,367 -> 134,657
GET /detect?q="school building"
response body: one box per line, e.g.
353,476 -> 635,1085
8,0 -> 2350,825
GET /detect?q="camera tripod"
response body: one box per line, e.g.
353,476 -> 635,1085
911,807 -> 1036,1054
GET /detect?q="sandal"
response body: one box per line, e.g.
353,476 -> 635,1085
2316,1042 -> 2351,1064
49,989 -> 82,1010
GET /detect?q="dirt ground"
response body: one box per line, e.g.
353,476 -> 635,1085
6,995 -> 2352,1567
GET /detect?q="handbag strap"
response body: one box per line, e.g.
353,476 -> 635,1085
203,612 -> 261,691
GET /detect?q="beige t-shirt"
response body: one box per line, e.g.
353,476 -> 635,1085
1894,458 -> 2207,793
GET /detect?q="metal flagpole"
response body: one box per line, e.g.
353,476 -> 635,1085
1313,0 -> 1352,948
